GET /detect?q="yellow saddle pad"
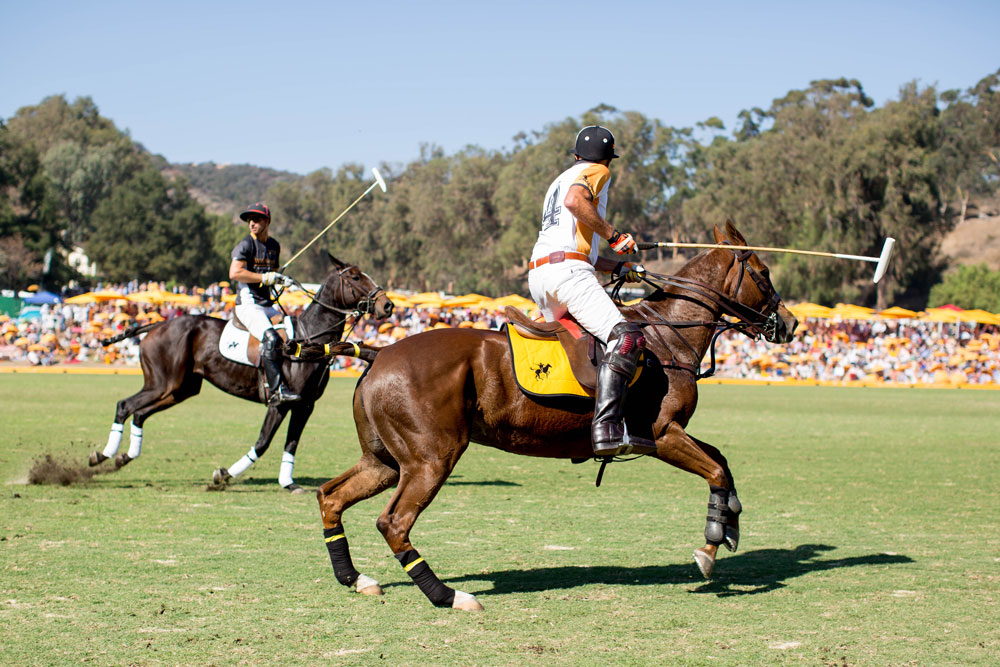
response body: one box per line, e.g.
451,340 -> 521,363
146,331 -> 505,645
506,325 -> 641,399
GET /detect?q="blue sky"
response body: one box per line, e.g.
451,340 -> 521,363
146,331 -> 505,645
3,0 -> 997,175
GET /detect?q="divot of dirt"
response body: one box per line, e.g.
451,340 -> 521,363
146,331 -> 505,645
28,454 -> 99,486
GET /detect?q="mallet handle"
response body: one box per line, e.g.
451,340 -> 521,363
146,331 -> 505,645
636,241 -> 879,263
281,181 -> 379,272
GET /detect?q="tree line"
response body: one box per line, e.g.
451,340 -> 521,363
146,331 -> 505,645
1,69 -> 998,309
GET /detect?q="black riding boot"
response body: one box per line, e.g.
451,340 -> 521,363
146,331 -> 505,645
591,323 -> 656,457
262,329 -> 301,405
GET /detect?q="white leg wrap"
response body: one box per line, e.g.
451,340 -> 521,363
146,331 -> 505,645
279,451 -> 295,487
127,424 -> 143,459
228,448 -> 259,478
102,423 -> 124,458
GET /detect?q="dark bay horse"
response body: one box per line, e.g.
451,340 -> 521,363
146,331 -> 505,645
312,222 -> 797,610
90,253 -> 393,491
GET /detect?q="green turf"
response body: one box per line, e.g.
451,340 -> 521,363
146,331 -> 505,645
1,375 -> 997,665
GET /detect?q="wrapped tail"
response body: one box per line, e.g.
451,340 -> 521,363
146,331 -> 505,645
100,322 -> 164,346
285,340 -> 382,363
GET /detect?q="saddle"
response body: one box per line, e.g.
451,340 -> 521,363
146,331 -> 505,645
504,306 -> 641,398
219,313 -> 293,367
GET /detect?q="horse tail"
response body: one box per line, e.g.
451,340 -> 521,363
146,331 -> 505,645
100,322 -> 165,346
286,341 -> 382,363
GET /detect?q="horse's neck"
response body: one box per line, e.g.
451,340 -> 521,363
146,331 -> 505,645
296,282 -> 346,342
633,252 -> 731,362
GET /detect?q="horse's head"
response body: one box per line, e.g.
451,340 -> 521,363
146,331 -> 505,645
318,253 -> 394,319
714,221 -> 797,344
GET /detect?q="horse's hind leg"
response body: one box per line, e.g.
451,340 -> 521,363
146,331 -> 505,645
654,421 -> 742,578
374,460 -> 482,611
213,404 -> 288,488
317,452 -> 399,595
113,374 -> 202,468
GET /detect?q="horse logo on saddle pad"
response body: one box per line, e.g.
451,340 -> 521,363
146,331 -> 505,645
219,314 -> 295,367
504,306 -> 641,399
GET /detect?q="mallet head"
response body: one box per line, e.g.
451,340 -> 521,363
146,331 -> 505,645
372,167 -> 387,193
873,237 -> 896,284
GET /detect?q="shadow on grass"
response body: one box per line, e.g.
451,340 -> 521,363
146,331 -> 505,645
213,476 -> 522,491
435,544 -> 913,598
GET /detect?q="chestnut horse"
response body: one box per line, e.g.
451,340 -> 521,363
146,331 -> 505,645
90,254 -> 393,490
315,223 -> 797,609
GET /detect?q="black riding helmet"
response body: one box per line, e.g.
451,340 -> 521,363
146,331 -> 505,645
239,202 -> 271,222
570,125 -> 619,162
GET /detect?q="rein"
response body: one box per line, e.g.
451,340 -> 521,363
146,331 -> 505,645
275,267 -> 386,345
612,246 -> 782,379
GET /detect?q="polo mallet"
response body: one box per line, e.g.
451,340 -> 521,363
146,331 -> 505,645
280,167 -> 388,272
637,237 -> 896,283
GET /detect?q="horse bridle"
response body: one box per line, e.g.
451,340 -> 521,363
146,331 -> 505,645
724,245 -> 782,341
280,266 -> 387,343
612,243 -> 783,378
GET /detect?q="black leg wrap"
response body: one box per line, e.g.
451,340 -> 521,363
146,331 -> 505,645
705,486 -> 731,545
323,526 -> 360,587
395,549 -> 456,608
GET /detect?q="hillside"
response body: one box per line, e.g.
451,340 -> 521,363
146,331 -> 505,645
164,162 -> 301,218
939,196 -> 1000,271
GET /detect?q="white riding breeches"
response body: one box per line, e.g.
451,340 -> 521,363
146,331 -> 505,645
528,261 -> 625,344
235,301 -> 280,340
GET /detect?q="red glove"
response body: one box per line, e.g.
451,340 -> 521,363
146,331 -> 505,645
609,230 -> 637,254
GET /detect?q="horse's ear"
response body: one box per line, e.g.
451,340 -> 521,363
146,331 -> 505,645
713,225 -> 726,244
725,218 -> 748,246
327,252 -> 346,269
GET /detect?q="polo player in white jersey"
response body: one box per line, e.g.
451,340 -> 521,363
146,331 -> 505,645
528,125 -> 653,457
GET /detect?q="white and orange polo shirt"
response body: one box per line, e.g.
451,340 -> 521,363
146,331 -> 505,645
530,161 -> 611,268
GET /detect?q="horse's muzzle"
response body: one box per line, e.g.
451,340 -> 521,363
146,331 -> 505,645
766,304 -> 798,344
375,295 -> 394,320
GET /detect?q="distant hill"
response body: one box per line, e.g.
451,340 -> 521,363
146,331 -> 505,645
940,195 -> 1000,271
163,162 -> 301,219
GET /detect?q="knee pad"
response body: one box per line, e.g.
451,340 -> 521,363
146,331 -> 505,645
609,322 -> 645,353
262,327 -> 280,352
606,322 -> 644,375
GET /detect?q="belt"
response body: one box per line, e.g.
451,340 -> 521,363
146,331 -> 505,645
528,251 -> 591,271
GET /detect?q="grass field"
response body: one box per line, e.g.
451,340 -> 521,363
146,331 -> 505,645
1,374 -> 998,666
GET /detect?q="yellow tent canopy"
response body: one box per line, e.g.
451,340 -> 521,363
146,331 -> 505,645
788,302 -> 834,319
409,292 -> 445,304
921,307 -> 966,324
877,306 -> 919,319
443,294 -> 490,308
959,309 -> 1000,325
125,290 -> 166,305
158,292 -> 201,306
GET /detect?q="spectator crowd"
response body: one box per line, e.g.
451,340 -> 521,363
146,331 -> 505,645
3,282 -> 999,387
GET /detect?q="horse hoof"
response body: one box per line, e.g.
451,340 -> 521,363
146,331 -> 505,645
452,590 -> 483,611
114,453 -> 131,469
693,547 -> 715,578
355,574 -> 383,596
724,527 -> 740,553
283,483 -> 306,495
212,468 -> 231,486
89,452 -> 108,467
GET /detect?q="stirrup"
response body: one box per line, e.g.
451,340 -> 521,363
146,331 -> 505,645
268,385 -> 302,405
592,432 -> 658,457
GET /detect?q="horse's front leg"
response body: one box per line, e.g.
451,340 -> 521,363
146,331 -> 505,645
654,421 -> 742,578
212,405 -> 290,488
278,402 -> 314,494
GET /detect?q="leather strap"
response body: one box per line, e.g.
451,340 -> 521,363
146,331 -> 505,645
528,251 -> 591,271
